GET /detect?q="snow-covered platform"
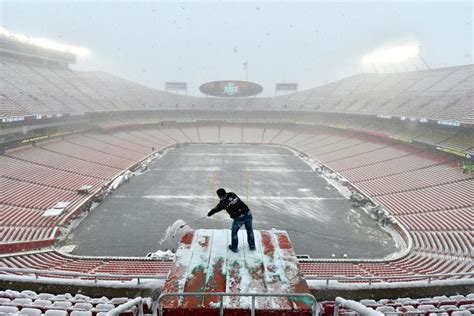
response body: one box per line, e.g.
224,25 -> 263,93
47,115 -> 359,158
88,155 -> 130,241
160,229 -> 315,315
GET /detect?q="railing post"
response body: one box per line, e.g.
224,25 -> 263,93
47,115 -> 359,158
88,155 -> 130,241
139,302 -> 144,316
251,296 -> 256,316
219,295 -> 224,316
428,276 -> 431,284
333,301 -> 340,316
159,298 -> 163,316
312,301 -> 318,316
151,300 -> 157,316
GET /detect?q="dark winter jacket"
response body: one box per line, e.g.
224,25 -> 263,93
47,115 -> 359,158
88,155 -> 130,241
208,192 -> 250,219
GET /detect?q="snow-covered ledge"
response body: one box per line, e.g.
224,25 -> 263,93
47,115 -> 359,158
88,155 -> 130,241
308,274 -> 474,290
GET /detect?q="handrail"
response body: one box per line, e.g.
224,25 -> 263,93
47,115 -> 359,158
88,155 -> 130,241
1,267 -> 471,289
306,271 -> 473,285
334,297 -> 383,316
108,297 -> 144,316
157,292 -> 319,316
0,266 -> 166,284
383,312 -> 458,315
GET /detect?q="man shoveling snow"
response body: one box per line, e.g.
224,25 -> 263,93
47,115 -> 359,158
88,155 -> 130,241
207,188 -> 255,253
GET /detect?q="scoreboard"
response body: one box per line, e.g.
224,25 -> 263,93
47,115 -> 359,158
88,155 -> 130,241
199,80 -> 263,97
276,83 -> 298,92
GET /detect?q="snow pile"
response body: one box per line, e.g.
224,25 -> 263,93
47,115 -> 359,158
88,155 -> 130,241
160,219 -> 192,252
109,170 -> 132,191
43,201 -> 70,217
320,171 -> 353,199
297,152 -> 353,199
43,208 -> 64,216
58,245 -> 75,253
144,219 -> 193,260
146,250 -> 175,260
106,149 -> 170,193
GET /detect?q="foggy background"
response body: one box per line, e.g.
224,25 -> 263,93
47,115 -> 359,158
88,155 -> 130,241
0,1 -> 472,96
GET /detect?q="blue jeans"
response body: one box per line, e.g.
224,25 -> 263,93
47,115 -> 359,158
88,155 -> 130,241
231,212 -> 255,250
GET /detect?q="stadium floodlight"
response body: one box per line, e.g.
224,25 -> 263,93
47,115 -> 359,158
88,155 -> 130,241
0,27 -> 90,57
362,44 -> 420,65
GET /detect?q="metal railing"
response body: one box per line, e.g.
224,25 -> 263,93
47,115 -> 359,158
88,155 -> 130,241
383,312 -> 463,315
157,292 -> 319,316
0,266 -> 166,285
0,265 -> 471,289
333,297 -> 470,316
307,271 -> 474,287
334,297 -> 383,316
108,297 -> 144,316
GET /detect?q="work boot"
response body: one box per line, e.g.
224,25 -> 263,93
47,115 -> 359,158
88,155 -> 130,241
228,245 -> 238,253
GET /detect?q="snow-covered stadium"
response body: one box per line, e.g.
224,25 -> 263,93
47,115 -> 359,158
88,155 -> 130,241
0,10 -> 473,316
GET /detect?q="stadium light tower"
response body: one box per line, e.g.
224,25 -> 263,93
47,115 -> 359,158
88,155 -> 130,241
0,27 -> 90,57
361,44 -> 425,73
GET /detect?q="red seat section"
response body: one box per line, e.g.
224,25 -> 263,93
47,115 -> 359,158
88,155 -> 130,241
0,123 -> 471,282
0,250 -> 172,277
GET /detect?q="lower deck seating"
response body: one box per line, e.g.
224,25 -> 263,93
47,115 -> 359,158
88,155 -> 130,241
321,293 -> 474,316
0,250 -> 172,276
0,123 -> 472,282
0,289 -> 148,316
1,289 -> 473,316
0,178 -> 85,211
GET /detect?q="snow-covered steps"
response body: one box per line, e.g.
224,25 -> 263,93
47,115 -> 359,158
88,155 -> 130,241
161,229 -> 314,315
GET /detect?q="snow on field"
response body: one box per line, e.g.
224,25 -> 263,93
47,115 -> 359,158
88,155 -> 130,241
66,144 -> 398,259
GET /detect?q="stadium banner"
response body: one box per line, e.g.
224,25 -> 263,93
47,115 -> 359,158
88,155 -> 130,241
436,146 -> 471,159
199,80 -> 263,97
389,135 -> 412,143
165,82 -> 187,90
437,120 -> 461,127
276,83 -> 298,91
20,130 -> 82,145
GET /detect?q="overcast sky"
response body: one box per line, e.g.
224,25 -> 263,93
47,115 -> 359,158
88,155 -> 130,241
0,1 -> 472,96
